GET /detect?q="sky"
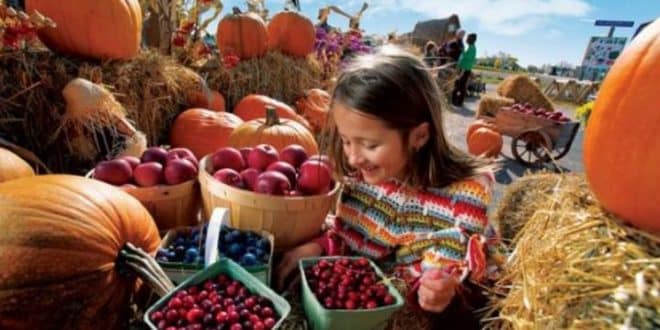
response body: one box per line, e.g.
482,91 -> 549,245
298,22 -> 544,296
204,0 -> 659,67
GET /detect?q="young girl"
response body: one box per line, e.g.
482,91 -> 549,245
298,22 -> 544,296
277,45 -> 503,327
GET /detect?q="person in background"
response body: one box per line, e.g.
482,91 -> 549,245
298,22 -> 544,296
276,45 -> 504,329
423,40 -> 438,67
451,33 -> 477,107
438,29 -> 465,65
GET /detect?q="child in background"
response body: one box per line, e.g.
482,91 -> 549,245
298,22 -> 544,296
277,45 -> 504,328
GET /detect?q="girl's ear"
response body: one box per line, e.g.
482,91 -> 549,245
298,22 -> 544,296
409,122 -> 430,151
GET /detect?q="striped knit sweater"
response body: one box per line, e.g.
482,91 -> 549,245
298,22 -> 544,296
318,171 -> 504,286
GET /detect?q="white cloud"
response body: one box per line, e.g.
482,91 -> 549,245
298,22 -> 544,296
366,0 -> 592,35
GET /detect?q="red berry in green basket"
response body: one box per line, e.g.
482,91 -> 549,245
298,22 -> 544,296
168,297 -> 183,309
366,300 -> 379,309
215,310 -> 228,323
228,310 -> 241,323
165,308 -> 179,322
345,300 -> 357,310
260,306 -> 274,318
263,317 -> 276,329
383,294 -> 395,305
186,308 -> 204,323
150,310 -> 163,321
253,321 -> 265,330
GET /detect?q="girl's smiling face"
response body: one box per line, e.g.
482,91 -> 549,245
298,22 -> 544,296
332,102 -> 410,184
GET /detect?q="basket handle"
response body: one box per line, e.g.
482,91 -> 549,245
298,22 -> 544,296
205,207 -> 230,266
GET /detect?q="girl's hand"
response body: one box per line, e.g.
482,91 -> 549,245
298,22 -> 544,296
418,269 -> 459,313
275,242 -> 323,291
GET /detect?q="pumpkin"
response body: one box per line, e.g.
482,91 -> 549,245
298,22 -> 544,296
0,148 -> 35,183
234,94 -> 311,128
0,175 -> 163,329
216,7 -> 268,59
25,0 -> 142,60
229,107 -> 319,155
467,127 -> 502,158
466,119 -> 497,143
188,89 -> 226,112
267,10 -> 316,57
295,88 -> 330,133
170,108 -> 244,159
584,19 -> 660,233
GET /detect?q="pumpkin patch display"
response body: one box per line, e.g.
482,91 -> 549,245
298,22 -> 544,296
170,108 -> 244,159
25,0 -> 142,60
216,7 -> 268,59
295,88 -> 330,133
267,10 -> 316,57
584,18 -> 660,233
467,127 -> 503,158
0,175 -> 164,329
0,147 -> 35,183
229,107 -> 318,156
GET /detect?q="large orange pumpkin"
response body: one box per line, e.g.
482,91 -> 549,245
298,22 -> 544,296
0,147 -> 35,183
25,0 -> 142,60
467,127 -> 502,158
267,10 -> 316,57
295,88 -> 330,133
229,107 -> 319,155
234,94 -> 311,128
216,7 -> 268,59
466,119 -> 497,143
170,108 -> 244,159
584,19 -> 660,233
0,175 -> 161,329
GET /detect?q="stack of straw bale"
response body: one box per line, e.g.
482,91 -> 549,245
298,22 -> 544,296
477,94 -> 516,118
497,75 -> 554,111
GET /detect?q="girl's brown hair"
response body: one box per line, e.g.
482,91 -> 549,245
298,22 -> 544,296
323,45 -> 493,188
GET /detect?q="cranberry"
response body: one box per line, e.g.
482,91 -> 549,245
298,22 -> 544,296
323,297 -> 334,309
178,308 -> 188,318
168,297 -> 183,309
239,308 -> 251,320
223,298 -> 235,307
183,295 -> 196,308
345,300 -> 357,310
216,274 -> 230,285
175,290 -> 188,299
226,285 -> 238,296
196,290 -> 209,301
253,321 -> 265,330
251,304 -> 262,314
188,286 -> 199,295
165,327 -> 177,330
263,318 -> 276,329
244,297 -> 256,308
260,306 -> 274,318
215,311 -> 229,323
228,310 -> 241,323
203,313 -> 216,325
188,325 -> 203,330
366,300 -> 379,309
383,294 -> 395,305
249,314 -> 261,323
157,320 -> 167,329
200,299 -> 214,311
238,287 -> 249,296
231,324 -> 243,330
187,308 -> 204,323
204,280 -> 217,291
151,310 -> 164,321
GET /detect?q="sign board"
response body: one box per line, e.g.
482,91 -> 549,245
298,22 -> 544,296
594,20 -> 635,27
580,36 -> 627,80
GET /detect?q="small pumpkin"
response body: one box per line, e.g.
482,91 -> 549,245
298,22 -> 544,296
466,119 -> 497,143
234,94 -> 311,128
584,19 -> 660,232
25,0 -> 142,60
295,88 -> 330,133
216,7 -> 268,59
229,107 -> 319,155
267,10 -> 316,57
467,127 -> 502,158
188,89 -> 226,112
170,108 -> 244,159
0,147 -> 35,183
0,175 -> 163,329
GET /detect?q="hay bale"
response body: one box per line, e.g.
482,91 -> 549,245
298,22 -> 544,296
482,173 -> 660,330
497,75 -> 554,111
0,50 -> 202,173
476,94 -> 515,118
200,51 -> 322,111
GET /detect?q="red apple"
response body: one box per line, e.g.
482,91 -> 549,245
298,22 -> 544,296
94,159 -> 133,186
213,168 -> 244,189
239,168 -> 261,191
288,190 -> 302,197
211,147 -> 246,172
239,147 -> 252,163
254,171 -> 291,195
141,146 -> 169,165
118,155 -> 140,169
266,161 -> 297,187
247,144 -> 279,171
164,158 -> 198,185
167,147 -> 199,169
133,162 -> 164,187
297,160 -> 333,195
280,144 -> 309,169
307,155 -> 332,171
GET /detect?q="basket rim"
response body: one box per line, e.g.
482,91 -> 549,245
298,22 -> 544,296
85,168 -> 197,191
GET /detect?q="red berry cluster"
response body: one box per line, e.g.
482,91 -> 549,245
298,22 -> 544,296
1,6 -> 55,49
150,274 -> 279,330
305,258 -> 397,310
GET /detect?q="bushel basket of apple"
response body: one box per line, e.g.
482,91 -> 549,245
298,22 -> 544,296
199,143 -> 340,252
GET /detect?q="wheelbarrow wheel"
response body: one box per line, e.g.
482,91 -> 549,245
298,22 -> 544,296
511,130 -> 553,167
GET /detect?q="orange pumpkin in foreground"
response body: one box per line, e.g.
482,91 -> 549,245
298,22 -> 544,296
216,7 -> 268,59
295,88 -> 330,133
26,0 -> 142,60
467,127 -> 502,158
466,119 -> 497,143
267,10 -> 316,57
0,175 -> 160,329
0,147 -> 35,183
170,108 -> 244,159
584,19 -> 660,233
229,107 -> 319,155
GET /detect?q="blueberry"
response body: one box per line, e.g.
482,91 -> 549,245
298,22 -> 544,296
167,251 -> 177,260
157,248 -> 169,257
185,247 -> 198,261
240,253 -> 257,266
227,243 -> 244,257
175,245 -> 186,257
156,255 -> 169,262
223,231 -> 235,244
255,248 -> 266,260
256,238 -> 270,251
174,237 -> 186,246
195,256 -> 204,265
246,246 -> 257,254
229,230 -> 243,243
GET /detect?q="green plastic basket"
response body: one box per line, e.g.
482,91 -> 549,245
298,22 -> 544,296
299,256 -> 405,330
145,258 -> 291,329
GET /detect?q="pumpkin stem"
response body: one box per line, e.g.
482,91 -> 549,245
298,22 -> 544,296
265,106 -> 280,126
232,6 -> 242,15
117,242 -> 175,297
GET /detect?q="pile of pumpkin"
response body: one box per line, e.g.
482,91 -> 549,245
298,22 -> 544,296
465,120 -> 503,158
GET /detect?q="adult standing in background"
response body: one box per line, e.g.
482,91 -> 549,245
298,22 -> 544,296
452,33 -> 477,107
438,29 -> 465,65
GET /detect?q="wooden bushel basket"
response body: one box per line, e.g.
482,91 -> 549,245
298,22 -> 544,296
86,170 -> 201,231
198,156 -> 341,251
